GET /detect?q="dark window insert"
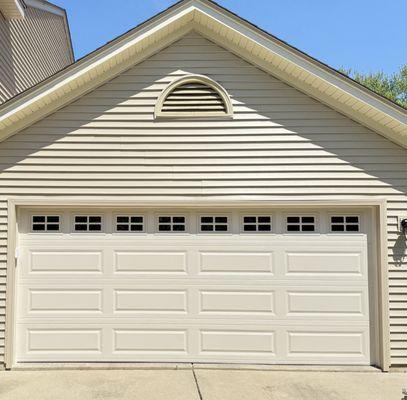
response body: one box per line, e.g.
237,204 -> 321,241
32,215 -> 60,232
158,216 -> 186,232
243,216 -> 272,232
200,216 -> 228,233
330,216 -> 360,232
116,215 -> 144,232
286,216 -> 315,232
74,215 -> 102,232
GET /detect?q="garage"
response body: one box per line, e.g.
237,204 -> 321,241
1,0 -> 405,372
14,207 -> 374,365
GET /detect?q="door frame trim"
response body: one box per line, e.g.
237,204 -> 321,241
5,197 -> 390,370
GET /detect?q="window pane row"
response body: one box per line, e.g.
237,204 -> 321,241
31,214 -> 361,233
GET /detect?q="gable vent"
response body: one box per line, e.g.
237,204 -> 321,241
155,75 -> 233,118
162,82 -> 227,114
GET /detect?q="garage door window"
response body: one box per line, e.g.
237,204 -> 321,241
32,215 -> 60,232
116,216 -> 144,232
286,216 -> 315,232
199,216 -> 229,232
243,216 -> 272,232
74,216 -> 102,232
158,216 -> 186,232
330,216 -> 360,232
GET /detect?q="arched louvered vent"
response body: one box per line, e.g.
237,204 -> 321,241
162,82 -> 227,114
155,75 -> 233,118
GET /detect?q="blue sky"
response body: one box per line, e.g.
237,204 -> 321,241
54,0 -> 406,75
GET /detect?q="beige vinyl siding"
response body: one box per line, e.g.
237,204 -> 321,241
0,6 -> 72,104
0,12 -> 15,102
0,31 -> 406,365
0,0 -> 24,20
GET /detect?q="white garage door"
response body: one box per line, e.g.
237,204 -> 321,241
15,208 -> 372,365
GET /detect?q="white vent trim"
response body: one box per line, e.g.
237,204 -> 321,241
155,74 -> 233,118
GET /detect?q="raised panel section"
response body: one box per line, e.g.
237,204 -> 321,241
115,290 -> 187,313
200,330 -> 275,354
286,252 -> 362,275
287,331 -> 366,356
200,252 -> 273,273
287,291 -> 364,316
27,329 -> 101,352
30,251 -> 102,273
200,290 -> 274,314
114,330 -> 187,352
29,290 -> 102,312
115,251 -> 186,273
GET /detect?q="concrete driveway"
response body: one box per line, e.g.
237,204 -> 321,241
0,366 -> 406,400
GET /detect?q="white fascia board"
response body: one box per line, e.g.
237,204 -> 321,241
24,0 -> 65,17
13,0 -> 24,17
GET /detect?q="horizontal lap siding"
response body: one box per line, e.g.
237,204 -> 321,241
0,6 -> 72,103
0,12 -> 15,103
0,32 -> 406,365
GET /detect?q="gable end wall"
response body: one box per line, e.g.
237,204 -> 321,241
0,32 -> 406,366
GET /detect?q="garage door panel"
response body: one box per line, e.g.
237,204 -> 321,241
114,251 -> 187,274
26,329 -> 102,353
16,323 -> 370,363
29,289 -> 103,313
18,282 -> 369,321
16,208 -> 373,365
287,330 -> 369,360
199,290 -> 275,315
200,330 -> 275,355
199,251 -> 274,274
28,250 -> 103,274
114,329 -> 188,354
18,286 -> 105,317
286,252 -> 365,277
114,290 -> 187,313
286,289 -> 368,318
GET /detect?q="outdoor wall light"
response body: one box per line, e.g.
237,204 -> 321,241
401,219 -> 407,236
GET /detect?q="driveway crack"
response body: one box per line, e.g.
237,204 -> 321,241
192,364 -> 203,400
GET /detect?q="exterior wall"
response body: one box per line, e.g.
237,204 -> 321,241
0,11 -> 15,102
0,5 -> 72,104
0,32 -> 406,365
